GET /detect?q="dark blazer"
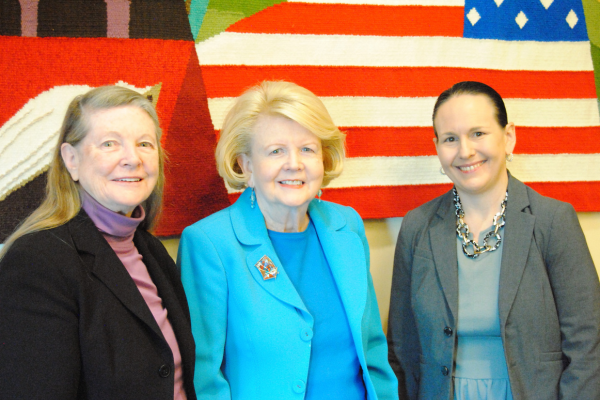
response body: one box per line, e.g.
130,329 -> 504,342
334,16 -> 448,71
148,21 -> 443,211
0,210 -> 197,400
387,174 -> 600,400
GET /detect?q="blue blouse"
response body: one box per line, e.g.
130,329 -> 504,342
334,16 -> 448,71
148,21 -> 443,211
268,219 -> 366,400
454,228 -> 513,400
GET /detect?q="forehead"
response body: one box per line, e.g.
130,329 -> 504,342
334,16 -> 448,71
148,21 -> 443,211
85,105 -> 156,136
251,114 -> 319,144
434,94 -> 497,130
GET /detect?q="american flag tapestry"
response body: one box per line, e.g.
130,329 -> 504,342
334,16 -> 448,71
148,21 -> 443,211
1,0 -> 599,240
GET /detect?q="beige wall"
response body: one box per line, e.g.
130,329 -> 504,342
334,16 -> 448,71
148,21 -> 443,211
162,212 -> 600,332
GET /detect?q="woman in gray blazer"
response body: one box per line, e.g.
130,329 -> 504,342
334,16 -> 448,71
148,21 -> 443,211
387,81 -> 600,400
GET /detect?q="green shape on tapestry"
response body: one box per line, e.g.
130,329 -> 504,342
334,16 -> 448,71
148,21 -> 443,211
582,0 -> 600,47
196,0 -> 288,42
591,43 -> 600,101
196,9 -> 245,42
208,0 -> 286,16
188,0 -> 210,41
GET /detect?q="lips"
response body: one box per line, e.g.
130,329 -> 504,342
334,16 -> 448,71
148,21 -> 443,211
113,178 -> 143,182
456,160 -> 486,172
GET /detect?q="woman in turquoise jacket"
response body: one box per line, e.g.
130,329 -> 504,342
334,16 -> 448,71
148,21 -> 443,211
178,81 -> 397,400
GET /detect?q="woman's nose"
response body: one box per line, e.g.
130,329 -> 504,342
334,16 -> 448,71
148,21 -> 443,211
285,149 -> 303,170
458,139 -> 475,158
121,145 -> 142,167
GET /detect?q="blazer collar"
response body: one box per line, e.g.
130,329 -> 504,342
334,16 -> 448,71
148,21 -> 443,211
309,200 -> 368,332
68,210 -> 165,342
230,189 -> 312,321
430,189 -> 460,319
498,173 -> 536,328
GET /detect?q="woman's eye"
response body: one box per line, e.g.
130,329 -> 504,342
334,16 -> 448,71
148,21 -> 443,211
271,149 -> 281,155
474,131 -> 485,137
444,137 -> 456,143
139,142 -> 154,148
302,147 -> 315,153
101,141 -> 115,147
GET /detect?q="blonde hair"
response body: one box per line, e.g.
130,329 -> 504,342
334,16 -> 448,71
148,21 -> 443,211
215,81 -> 345,190
0,86 -> 165,260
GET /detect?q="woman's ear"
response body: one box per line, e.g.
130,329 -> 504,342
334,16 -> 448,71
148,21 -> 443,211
61,143 -> 80,181
237,154 -> 254,188
505,122 -> 516,155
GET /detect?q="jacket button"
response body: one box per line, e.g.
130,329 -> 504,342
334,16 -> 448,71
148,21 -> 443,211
444,326 -> 453,337
158,364 -> 171,378
300,327 -> 313,341
292,380 -> 306,393
441,366 -> 449,376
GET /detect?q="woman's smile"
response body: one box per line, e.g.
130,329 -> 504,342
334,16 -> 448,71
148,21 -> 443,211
455,160 -> 487,173
279,179 -> 304,187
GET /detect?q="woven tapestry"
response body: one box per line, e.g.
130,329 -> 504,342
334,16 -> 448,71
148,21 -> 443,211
0,0 -> 230,240
1,0 -> 599,241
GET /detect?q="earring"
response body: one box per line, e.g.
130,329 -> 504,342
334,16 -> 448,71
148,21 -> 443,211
250,188 -> 255,209
506,153 -> 514,162
317,189 -> 322,202
440,167 -> 446,175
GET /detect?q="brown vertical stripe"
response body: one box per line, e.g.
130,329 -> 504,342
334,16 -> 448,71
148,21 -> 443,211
105,0 -> 129,38
0,0 -> 21,35
129,0 -> 192,40
37,0 -> 107,38
19,0 -> 39,37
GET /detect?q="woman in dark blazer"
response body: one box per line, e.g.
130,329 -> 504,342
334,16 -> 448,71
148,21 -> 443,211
0,86 -> 196,399
387,81 -> 600,399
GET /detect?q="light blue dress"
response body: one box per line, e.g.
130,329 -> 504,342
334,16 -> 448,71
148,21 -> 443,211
453,228 -> 513,400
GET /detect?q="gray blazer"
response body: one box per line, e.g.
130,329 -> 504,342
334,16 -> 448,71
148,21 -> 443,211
387,174 -> 600,399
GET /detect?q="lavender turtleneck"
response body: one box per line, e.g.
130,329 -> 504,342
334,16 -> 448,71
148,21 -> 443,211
81,190 -> 186,400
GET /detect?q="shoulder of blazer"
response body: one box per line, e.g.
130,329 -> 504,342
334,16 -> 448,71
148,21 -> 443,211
5,211 -> 100,269
400,189 -> 454,246
308,199 -> 356,233
507,174 -> 570,228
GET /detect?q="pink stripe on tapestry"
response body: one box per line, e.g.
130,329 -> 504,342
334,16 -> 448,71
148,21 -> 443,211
19,0 -> 39,37
105,0 -> 130,39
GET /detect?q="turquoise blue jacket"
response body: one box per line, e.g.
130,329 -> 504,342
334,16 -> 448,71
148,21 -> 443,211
178,188 -> 398,400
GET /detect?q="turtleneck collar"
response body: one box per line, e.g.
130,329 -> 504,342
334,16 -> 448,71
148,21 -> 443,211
80,189 -> 145,238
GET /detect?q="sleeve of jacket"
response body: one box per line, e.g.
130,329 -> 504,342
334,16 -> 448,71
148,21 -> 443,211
0,235 -> 81,399
351,208 -> 399,400
178,225 -> 231,400
387,210 -> 421,400
543,202 -> 600,399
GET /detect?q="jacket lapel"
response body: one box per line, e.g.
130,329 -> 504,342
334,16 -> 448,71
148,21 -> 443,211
430,190 -> 460,319
68,211 -> 164,340
498,175 -> 535,327
134,231 -> 195,361
309,202 -> 368,336
231,189 -> 311,319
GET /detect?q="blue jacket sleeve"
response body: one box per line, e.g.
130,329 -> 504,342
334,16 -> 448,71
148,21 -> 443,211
352,208 -> 399,400
178,225 -> 231,400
